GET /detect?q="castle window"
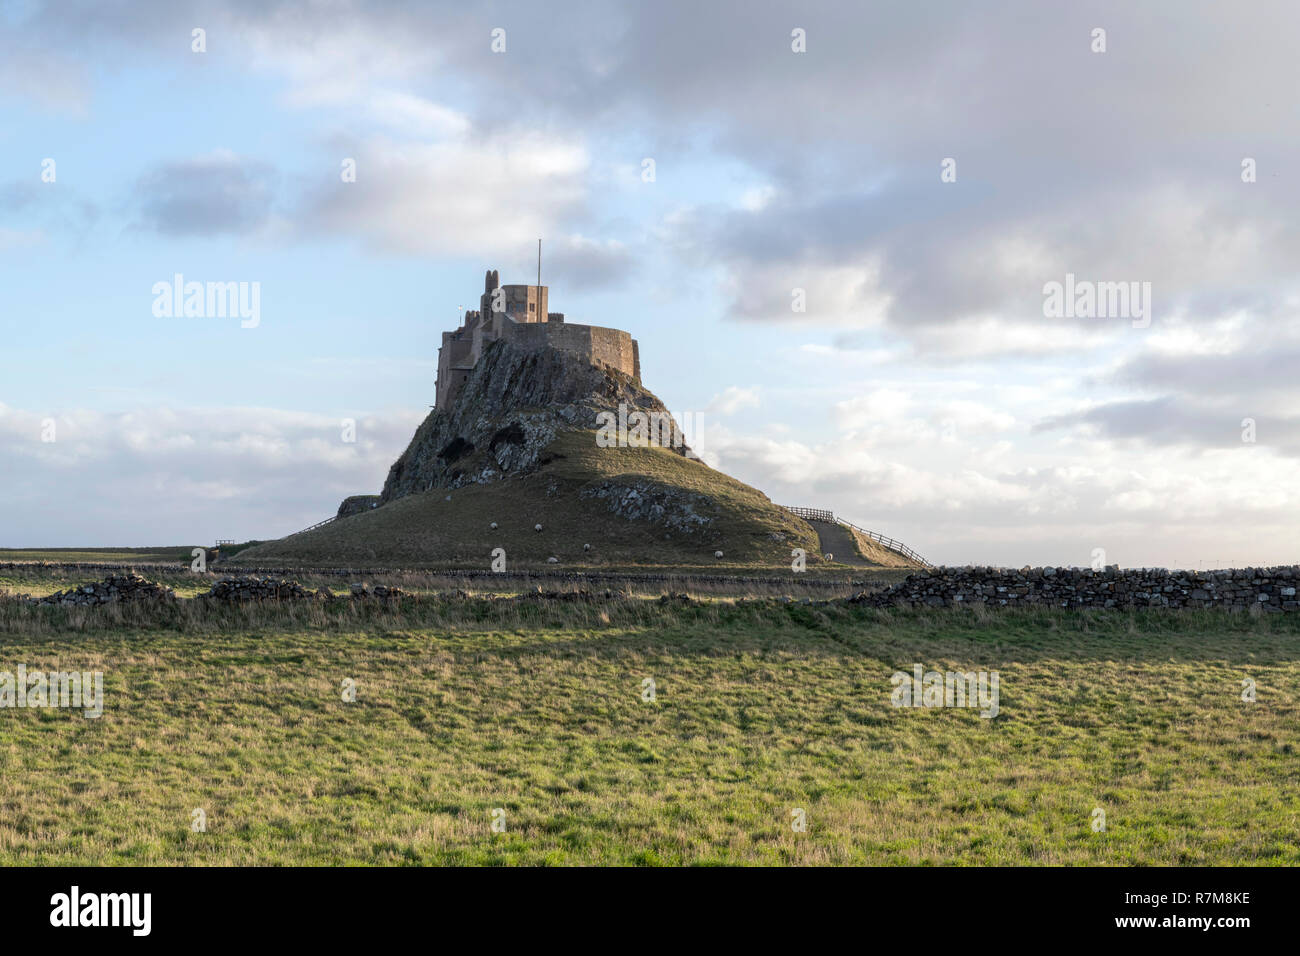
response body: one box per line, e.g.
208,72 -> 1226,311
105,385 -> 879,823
528,303 -> 534,312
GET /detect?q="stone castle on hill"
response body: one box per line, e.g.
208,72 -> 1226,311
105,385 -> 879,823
435,269 -> 642,408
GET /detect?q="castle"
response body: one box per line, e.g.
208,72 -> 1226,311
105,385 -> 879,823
435,269 -> 642,408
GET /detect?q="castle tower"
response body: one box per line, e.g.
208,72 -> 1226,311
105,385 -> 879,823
479,267 -> 547,324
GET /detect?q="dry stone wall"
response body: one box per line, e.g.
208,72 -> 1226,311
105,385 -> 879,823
200,578 -> 409,601
34,573 -> 176,606
855,566 -> 1300,611
202,577 -> 318,601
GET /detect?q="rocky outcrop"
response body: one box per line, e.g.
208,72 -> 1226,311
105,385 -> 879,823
381,339 -> 692,501
852,565 -> 1300,611
34,572 -> 175,606
337,495 -> 381,519
580,478 -> 714,535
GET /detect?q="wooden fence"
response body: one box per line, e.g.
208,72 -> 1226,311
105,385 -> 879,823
781,505 -> 931,567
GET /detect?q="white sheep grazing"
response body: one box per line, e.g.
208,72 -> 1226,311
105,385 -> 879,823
535,523 -> 543,532
490,522 -> 498,530
714,550 -> 724,559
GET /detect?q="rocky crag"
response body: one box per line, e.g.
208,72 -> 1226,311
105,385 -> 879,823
381,339 -> 691,502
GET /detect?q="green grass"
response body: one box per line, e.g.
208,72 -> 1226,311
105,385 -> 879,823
1,588 -> 1296,865
0,547 -> 195,564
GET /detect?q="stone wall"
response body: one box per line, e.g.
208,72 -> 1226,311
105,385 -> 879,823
34,573 -> 175,606
202,577 -> 317,601
855,566 -> 1300,611
588,325 -> 641,381
502,322 -> 640,382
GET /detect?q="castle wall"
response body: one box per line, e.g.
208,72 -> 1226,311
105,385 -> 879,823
588,326 -> 640,381
442,368 -> 470,406
436,328 -> 477,409
500,322 -> 640,383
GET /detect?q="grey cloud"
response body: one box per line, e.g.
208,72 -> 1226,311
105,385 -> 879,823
25,2 -> 1300,336
133,153 -> 277,236
1112,346 -> 1300,405
534,237 -> 637,291
0,180 -> 100,234
0,39 -> 90,112
0,404 -> 424,545
1035,396 -> 1300,456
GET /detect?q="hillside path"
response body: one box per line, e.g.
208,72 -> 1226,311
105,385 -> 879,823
806,520 -> 873,566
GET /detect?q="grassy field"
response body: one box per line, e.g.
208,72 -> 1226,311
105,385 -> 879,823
1,582 -> 1296,866
0,547 -> 195,564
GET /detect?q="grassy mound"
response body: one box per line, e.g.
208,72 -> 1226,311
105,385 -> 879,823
229,430 -> 823,572
845,527 -> 923,568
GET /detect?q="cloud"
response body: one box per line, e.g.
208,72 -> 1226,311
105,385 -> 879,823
133,150 -> 278,237
1037,396 -> 1300,458
0,403 -> 426,545
0,37 -> 89,113
367,91 -> 471,139
697,415 -> 1300,567
834,389 -> 910,426
34,2 -> 1300,346
1112,340 -> 1300,408
0,179 -> 100,239
705,386 -> 760,415
299,131 -> 591,257
539,235 -> 637,290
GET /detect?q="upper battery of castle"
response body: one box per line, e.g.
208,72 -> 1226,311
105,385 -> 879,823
434,269 -> 641,409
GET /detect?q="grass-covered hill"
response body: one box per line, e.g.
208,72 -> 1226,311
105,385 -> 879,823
230,429 -> 823,571
230,339 -> 916,572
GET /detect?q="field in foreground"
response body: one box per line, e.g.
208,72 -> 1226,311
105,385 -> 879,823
0,593 -> 1297,865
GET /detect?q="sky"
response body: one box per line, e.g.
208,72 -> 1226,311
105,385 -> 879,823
3,0 -> 1299,569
